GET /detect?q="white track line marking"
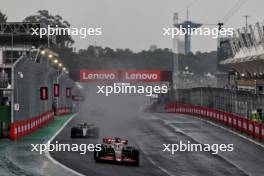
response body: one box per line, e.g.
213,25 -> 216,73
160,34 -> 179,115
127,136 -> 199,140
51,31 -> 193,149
44,114 -> 85,176
137,143 -> 175,176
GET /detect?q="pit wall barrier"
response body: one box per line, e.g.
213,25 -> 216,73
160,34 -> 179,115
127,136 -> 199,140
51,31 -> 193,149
164,103 -> 264,142
9,107 -> 71,140
55,107 -> 72,116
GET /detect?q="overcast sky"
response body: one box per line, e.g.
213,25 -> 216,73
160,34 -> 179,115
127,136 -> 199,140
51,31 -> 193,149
1,0 -> 263,52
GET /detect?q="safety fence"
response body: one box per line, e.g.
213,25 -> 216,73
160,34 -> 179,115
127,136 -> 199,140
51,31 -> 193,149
58,74 -> 75,110
162,87 -> 264,118
13,58 -> 56,122
5,55 -> 77,140
164,103 -> 264,142
14,58 -> 75,121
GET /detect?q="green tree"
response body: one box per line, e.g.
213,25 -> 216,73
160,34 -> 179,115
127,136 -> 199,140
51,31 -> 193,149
0,10 -> 7,23
23,10 -> 74,48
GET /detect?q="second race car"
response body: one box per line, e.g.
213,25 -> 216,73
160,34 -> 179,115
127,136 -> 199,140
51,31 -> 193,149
71,122 -> 99,138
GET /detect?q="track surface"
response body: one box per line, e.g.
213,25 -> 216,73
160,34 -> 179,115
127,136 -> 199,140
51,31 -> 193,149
51,89 -> 264,176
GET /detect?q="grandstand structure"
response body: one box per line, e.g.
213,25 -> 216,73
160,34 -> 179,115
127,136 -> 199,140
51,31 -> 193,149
219,21 -> 264,93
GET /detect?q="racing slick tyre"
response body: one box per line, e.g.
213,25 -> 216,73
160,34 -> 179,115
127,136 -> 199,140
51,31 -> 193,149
134,157 -> 140,166
94,151 -> 103,163
132,149 -> 140,166
71,130 -> 76,138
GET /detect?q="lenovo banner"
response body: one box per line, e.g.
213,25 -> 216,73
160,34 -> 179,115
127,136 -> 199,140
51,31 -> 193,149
123,70 -> 161,82
79,70 -> 170,82
80,70 -> 119,82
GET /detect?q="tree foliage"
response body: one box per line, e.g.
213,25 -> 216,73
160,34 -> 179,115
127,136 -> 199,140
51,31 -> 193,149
63,45 -> 216,74
0,10 -> 7,23
23,10 -> 74,48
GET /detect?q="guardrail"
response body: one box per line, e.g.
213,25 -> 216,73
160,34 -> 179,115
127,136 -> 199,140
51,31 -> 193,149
10,107 -> 71,140
56,107 -> 72,116
164,103 -> 264,142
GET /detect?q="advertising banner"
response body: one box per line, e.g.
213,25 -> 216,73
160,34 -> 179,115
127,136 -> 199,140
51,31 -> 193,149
79,70 -> 169,82
80,70 -> 119,82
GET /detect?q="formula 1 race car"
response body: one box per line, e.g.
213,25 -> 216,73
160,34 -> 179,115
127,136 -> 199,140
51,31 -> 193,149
94,137 -> 140,166
71,123 -> 99,138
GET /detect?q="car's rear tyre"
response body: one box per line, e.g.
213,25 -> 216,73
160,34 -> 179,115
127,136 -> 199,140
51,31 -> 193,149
94,151 -> 102,163
134,157 -> 140,166
71,132 -> 76,138
132,149 -> 140,166
71,128 -> 78,138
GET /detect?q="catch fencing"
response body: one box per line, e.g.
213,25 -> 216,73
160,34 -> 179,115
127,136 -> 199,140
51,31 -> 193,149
56,74 -> 74,114
9,56 -> 74,140
162,87 -> 264,118
13,58 -> 56,121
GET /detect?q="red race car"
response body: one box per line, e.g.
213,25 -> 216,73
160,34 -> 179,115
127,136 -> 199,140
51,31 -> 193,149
94,137 -> 140,166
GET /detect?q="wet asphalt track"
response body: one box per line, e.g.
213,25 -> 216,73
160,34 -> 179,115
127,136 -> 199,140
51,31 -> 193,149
50,89 -> 264,176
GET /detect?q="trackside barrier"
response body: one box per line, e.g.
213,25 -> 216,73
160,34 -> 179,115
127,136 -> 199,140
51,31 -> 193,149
9,107 -> 72,140
55,107 -> 72,116
164,103 -> 264,142
9,110 -> 54,140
